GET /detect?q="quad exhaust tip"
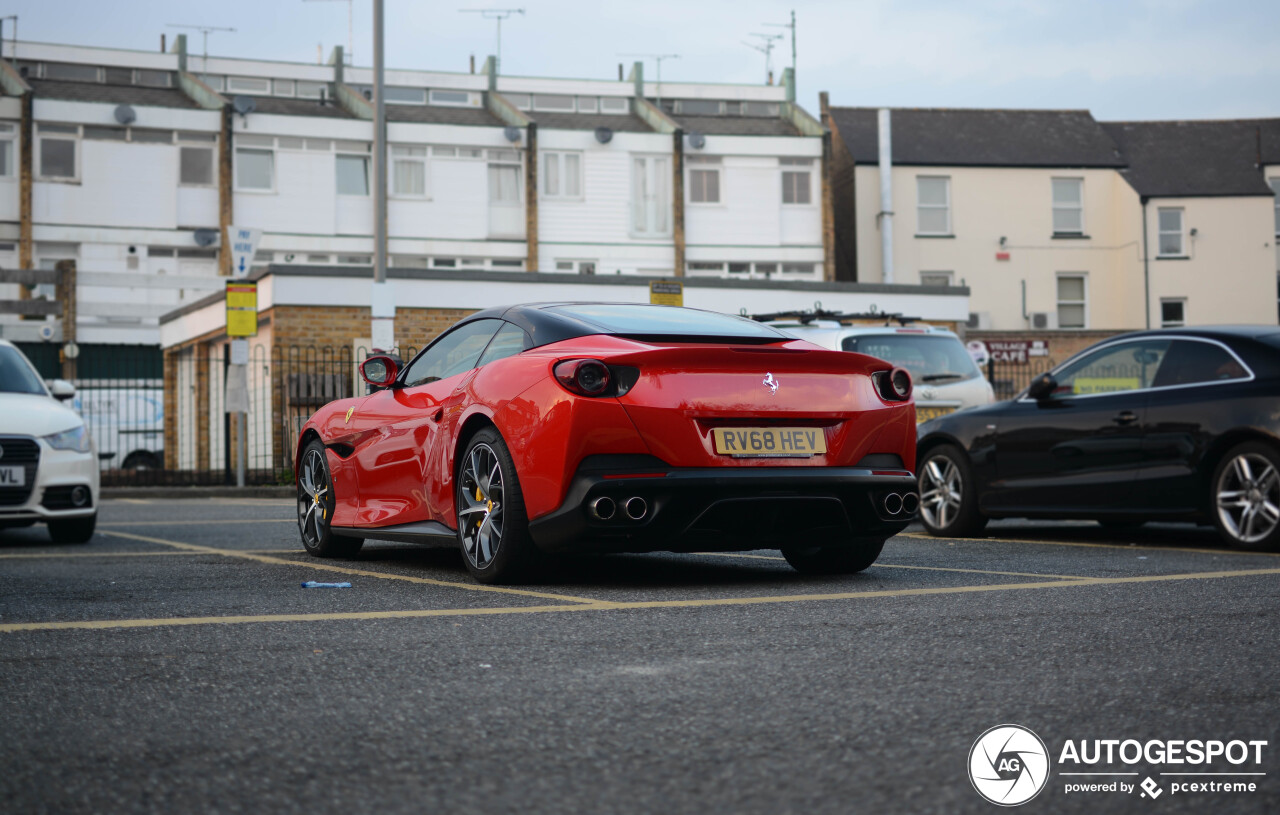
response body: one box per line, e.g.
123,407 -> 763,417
624,496 -> 648,521
883,492 -> 904,516
590,496 -> 616,521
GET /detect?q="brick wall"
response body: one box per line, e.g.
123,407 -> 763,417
269,304 -> 478,352
967,329 -> 1123,363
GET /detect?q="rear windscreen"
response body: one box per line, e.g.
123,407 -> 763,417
842,334 -> 982,383
548,304 -> 789,341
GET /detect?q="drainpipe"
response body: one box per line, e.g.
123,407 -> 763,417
877,108 -> 894,283
1141,196 -> 1150,329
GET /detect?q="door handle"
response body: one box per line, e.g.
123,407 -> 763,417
1113,411 -> 1138,426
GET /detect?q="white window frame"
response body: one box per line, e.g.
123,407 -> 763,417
1056,273 -> 1088,329
554,259 -> 597,275
36,124 -> 80,183
178,133 -> 216,188
234,138 -> 275,193
631,154 -> 672,238
336,152 -> 372,197
687,156 -> 721,205
1157,207 -> 1185,257
487,151 -> 523,207
915,175 -> 951,235
781,158 -> 813,206
226,76 -> 272,95
1160,298 -> 1187,328
1052,177 -> 1085,235
541,151 -> 583,200
599,97 -> 629,115
390,145 -> 428,198
428,89 -> 477,107
0,123 -> 16,179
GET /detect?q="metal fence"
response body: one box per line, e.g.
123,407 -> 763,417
984,354 -> 1058,401
25,343 -> 415,487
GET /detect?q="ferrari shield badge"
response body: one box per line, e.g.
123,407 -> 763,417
345,406 -> 355,424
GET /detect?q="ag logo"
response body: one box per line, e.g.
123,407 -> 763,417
968,724 -> 1050,806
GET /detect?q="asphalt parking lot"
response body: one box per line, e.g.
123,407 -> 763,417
3,498 -> 1279,814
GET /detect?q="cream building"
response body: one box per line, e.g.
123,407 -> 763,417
824,105 -> 1280,333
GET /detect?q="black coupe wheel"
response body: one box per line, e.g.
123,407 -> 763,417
1211,442 -> 1280,551
456,428 -> 537,584
297,440 -> 363,558
917,444 -> 988,537
782,537 -> 886,575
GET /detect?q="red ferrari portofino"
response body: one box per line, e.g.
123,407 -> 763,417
295,304 -> 919,583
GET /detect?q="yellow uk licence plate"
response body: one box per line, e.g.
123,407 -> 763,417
915,406 -> 956,424
712,427 -> 827,457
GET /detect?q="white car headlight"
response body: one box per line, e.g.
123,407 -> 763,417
45,425 -> 92,453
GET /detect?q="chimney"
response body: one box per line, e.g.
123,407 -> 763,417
470,54 -> 475,74
767,70 -> 773,86
161,33 -> 166,53
618,63 -> 623,81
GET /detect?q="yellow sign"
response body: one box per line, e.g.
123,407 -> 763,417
1073,377 -> 1140,395
226,282 -> 258,337
649,280 -> 683,307
712,426 -> 827,457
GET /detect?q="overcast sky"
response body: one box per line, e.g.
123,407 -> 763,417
12,0 -> 1279,121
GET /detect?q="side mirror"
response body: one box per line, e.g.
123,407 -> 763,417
49,379 -> 77,401
360,355 -> 399,389
1026,373 -> 1057,401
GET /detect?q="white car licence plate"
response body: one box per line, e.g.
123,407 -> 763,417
0,466 -> 25,487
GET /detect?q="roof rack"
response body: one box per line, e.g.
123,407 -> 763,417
743,306 -> 922,327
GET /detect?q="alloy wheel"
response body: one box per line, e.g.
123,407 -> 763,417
458,442 -> 505,569
920,455 -> 964,530
298,448 -> 331,547
1216,452 -> 1280,544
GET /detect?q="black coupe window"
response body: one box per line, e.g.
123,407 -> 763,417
402,319 -> 502,387
477,322 -> 532,367
1047,339 -> 1171,398
547,304 -> 787,340
1150,340 -> 1249,387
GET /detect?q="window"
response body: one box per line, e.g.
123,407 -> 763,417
0,123 -> 13,177
227,76 -> 271,95
1156,207 -> 1185,257
337,154 -> 370,196
920,271 -> 954,287
83,125 -> 126,141
916,176 -> 950,235
688,262 -> 725,273
782,158 -> 812,205
134,70 -> 172,88
555,259 -> 596,274
1040,339 -> 1171,399
391,145 -> 427,197
743,101 -> 781,117
37,124 -> 78,181
43,62 -> 102,82
1160,298 -> 1186,328
676,100 -> 722,115
632,155 -> 671,236
297,81 -> 328,100
505,93 -> 532,111
1052,177 -> 1084,235
477,323 -> 533,367
235,145 -> 274,191
384,86 -> 426,104
781,263 -> 816,274
600,97 -> 628,114
1056,274 -> 1087,329
180,139 -> 215,186
273,79 -> 296,97
402,319 -> 503,387
542,152 -> 582,198
429,89 -> 474,106
533,94 -> 575,112
1150,340 -> 1250,387
688,156 -> 720,204
1271,179 -> 1280,235
131,129 -> 174,144
577,97 -> 598,113
488,164 -> 521,204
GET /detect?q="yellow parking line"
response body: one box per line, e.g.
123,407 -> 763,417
0,548 -> 302,560
115,498 -> 151,505
697,551 -> 1090,581
899,532 -> 1280,559
100,530 -> 603,606
4,565 -> 1279,634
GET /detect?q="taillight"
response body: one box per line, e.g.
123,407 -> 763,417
876,367 -> 913,402
555,359 -> 612,396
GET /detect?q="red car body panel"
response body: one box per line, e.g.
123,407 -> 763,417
295,305 -> 918,552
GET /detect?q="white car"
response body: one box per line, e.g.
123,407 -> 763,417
766,320 -> 995,422
0,340 -> 99,543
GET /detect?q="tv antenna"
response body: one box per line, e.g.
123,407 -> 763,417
166,24 -> 236,82
763,9 -> 796,77
617,53 -> 679,108
459,8 -> 524,75
743,32 -> 783,84
304,0 -> 354,65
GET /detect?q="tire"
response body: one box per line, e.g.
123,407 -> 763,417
122,451 -> 161,471
917,444 -> 988,537
782,538 -> 886,575
48,514 -> 96,544
456,428 -> 538,584
297,439 -> 363,558
1210,441 -> 1280,551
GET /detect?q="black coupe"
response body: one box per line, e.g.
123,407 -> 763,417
916,326 -> 1280,550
